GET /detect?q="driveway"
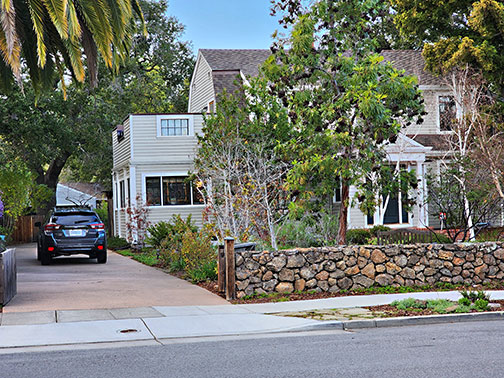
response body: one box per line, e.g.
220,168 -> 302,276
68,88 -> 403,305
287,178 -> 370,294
4,244 -> 228,313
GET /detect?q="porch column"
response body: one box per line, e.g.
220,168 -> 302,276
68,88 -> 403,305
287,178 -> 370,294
416,160 -> 428,227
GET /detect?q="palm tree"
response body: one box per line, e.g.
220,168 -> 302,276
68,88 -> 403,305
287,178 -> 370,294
0,0 -> 144,92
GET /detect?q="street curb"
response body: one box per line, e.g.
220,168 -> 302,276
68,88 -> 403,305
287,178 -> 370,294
292,311 -> 504,331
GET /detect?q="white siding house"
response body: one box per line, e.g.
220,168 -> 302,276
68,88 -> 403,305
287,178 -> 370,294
112,49 -> 467,239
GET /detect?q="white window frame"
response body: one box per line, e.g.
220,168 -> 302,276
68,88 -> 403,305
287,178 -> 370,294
141,172 -> 205,208
437,93 -> 456,134
156,115 -> 194,137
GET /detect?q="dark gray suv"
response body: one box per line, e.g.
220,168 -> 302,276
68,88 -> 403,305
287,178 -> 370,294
36,206 -> 107,265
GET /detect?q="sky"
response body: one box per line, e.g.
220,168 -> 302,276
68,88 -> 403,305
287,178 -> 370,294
167,0 -> 281,53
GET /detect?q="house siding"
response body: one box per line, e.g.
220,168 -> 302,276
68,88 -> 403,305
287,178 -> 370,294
112,117 -> 131,170
131,114 -> 203,165
404,90 -> 440,135
188,55 -> 215,113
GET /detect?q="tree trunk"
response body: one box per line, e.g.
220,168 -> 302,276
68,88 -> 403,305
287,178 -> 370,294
36,152 -> 72,213
337,182 -> 349,245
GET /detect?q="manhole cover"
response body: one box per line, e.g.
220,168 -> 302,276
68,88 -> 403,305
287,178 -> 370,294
118,329 -> 139,334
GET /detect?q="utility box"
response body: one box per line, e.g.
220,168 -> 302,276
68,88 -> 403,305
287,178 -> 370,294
0,248 -> 16,306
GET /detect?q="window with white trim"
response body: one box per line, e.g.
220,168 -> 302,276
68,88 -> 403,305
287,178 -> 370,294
439,95 -> 456,131
160,119 -> 189,136
119,180 -> 126,208
145,176 -> 203,206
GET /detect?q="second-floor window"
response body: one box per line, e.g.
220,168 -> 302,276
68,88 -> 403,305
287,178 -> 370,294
439,95 -> 456,131
160,119 -> 189,136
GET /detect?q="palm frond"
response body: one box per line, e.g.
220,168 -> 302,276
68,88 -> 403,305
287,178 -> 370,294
42,0 -> 68,39
66,0 -> 81,42
26,0 -> 47,67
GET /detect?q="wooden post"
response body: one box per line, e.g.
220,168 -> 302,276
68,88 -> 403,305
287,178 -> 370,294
217,245 -> 226,294
224,237 -> 235,300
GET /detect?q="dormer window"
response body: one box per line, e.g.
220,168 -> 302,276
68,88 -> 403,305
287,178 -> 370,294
439,95 -> 456,131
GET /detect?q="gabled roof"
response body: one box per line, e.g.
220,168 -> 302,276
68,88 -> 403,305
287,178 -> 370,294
199,49 -> 271,77
59,182 -> 105,198
212,71 -> 242,97
381,50 -> 439,86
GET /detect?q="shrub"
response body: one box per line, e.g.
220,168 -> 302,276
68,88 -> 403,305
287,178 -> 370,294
108,236 -> 130,250
458,297 -> 472,307
156,214 -> 198,251
187,260 -> 218,283
369,225 -> 390,237
473,299 -> 490,311
433,233 -> 453,244
146,221 -> 171,248
391,298 -> 427,310
180,229 -> 216,273
346,229 -> 371,245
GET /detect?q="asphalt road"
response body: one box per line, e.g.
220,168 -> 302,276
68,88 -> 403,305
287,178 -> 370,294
2,320 -> 504,377
6,244 -> 227,312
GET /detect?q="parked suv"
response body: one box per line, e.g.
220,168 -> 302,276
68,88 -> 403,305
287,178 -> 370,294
36,206 -> 107,265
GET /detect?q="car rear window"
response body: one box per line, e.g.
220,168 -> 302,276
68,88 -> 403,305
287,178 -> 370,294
52,213 -> 100,226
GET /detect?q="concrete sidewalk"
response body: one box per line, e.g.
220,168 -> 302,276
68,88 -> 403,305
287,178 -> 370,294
2,290 -> 504,350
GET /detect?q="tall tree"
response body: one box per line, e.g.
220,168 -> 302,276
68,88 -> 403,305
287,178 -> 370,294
392,0 -> 504,95
0,0 -> 144,93
267,0 -> 424,244
64,0 -> 194,186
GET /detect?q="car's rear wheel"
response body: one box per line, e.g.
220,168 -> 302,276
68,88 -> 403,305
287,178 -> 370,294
41,249 -> 52,265
36,243 -> 42,261
97,251 -> 107,264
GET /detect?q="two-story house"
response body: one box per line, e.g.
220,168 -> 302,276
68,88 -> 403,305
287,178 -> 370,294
112,49 -> 454,239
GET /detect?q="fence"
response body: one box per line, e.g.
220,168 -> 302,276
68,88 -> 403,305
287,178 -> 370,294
377,228 -> 433,244
12,215 -> 44,243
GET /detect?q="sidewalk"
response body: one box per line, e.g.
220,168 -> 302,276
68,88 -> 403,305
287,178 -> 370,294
2,290 -> 504,350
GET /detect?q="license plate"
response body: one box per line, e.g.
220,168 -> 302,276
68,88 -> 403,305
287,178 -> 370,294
68,229 -> 85,237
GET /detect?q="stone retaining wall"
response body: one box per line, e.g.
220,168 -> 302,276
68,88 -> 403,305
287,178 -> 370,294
234,243 -> 504,299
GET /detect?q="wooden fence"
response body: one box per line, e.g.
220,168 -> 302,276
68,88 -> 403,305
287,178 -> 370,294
0,248 -> 16,305
377,228 -> 434,245
12,215 -> 44,243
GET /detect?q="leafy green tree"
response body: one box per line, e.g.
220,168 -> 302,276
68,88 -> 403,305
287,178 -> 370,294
0,152 -> 51,237
0,0 -> 144,93
266,0 -> 425,244
0,0 -> 194,203
193,78 -> 291,248
64,0 -> 194,186
391,0 -> 504,94
0,85 -> 114,209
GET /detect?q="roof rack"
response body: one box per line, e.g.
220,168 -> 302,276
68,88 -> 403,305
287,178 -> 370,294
53,205 -> 92,212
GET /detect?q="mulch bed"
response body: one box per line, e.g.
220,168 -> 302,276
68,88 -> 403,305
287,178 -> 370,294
365,300 -> 504,317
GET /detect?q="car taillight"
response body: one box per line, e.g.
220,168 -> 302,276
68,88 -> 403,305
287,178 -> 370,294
44,223 -> 61,232
90,223 -> 105,230
97,245 -> 104,250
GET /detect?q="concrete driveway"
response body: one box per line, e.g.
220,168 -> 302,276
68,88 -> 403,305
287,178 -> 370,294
4,244 -> 228,313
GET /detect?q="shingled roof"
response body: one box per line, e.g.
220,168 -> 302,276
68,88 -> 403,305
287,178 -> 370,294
381,50 -> 439,86
200,49 -> 271,77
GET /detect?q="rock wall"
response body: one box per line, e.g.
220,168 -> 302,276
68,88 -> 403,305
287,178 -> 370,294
234,243 -> 504,299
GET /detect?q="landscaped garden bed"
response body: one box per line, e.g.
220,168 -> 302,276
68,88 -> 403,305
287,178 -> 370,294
271,291 -> 504,321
